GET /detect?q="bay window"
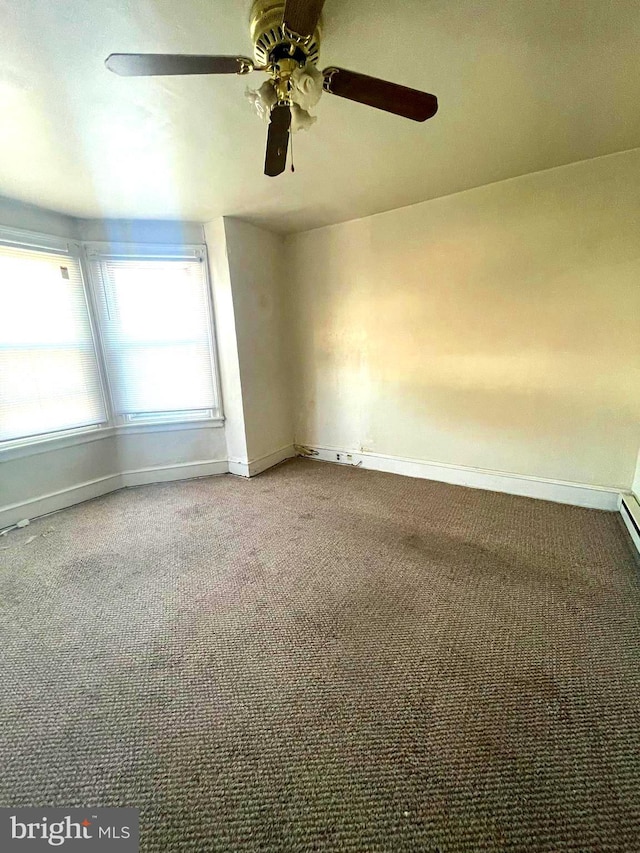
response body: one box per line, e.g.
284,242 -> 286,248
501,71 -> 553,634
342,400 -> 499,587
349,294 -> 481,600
0,231 -> 221,450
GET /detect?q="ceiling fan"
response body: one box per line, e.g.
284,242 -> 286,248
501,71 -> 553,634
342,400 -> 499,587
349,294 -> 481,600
105,0 -> 438,177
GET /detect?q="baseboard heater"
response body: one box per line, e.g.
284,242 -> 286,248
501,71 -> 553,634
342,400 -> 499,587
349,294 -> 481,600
620,493 -> 640,557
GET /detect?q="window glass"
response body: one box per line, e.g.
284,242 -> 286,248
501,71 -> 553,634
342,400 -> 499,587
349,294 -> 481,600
92,255 -> 219,421
0,245 -> 106,443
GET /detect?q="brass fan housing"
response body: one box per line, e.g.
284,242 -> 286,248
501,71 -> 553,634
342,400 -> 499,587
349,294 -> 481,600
249,0 -> 322,67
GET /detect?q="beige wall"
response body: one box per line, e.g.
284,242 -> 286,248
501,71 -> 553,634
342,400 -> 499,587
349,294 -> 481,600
115,427 -> 227,472
224,218 -> 293,463
204,217 -> 249,466
285,150 -> 640,489
0,427 -> 227,513
0,437 -> 117,510
0,195 -> 78,238
633,449 -> 640,499
76,217 -> 204,245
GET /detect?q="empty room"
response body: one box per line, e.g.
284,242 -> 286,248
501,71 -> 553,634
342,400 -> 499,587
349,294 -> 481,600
1,1 -> 639,850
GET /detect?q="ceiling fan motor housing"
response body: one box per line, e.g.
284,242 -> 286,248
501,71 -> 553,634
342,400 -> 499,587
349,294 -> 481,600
250,0 -> 322,68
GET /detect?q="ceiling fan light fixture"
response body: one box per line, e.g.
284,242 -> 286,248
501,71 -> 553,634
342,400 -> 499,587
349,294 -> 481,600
246,79 -> 278,121
105,0 -> 438,177
290,103 -> 317,132
290,64 -> 323,110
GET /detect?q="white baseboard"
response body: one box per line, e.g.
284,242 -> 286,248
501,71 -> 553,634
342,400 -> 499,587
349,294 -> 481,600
228,445 -> 296,478
299,445 -> 621,511
0,459 -> 228,529
120,459 -> 228,488
248,445 -> 296,476
227,460 -> 250,477
619,493 -> 640,555
0,446 -> 298,529
1,474 -> 124,530
2,442 -> 626,532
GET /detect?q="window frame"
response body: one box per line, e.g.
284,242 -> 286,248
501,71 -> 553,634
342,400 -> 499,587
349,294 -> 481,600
0,227 -> 111,450
0,229 -> 224,459
84,241 -> 224,429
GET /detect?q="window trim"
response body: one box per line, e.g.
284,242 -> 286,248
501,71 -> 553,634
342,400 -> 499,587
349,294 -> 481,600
84,241 -> 223,427
0,229 -> 111,445
0,228 -> 225,457
0,225 -> 74,255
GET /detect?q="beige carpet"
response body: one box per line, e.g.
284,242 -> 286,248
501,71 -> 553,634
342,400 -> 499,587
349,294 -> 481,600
1,458 -> 639,851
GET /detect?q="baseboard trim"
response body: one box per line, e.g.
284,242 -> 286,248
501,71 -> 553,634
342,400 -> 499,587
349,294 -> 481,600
248,445 -> 296,476
619,493 -> 640,555
0,459 -> 228,529
299,445 -> 621,511
1,444 -> 625,531
120,459 -> 228,488
227,460 -> 250,477
228,445 -> 296,478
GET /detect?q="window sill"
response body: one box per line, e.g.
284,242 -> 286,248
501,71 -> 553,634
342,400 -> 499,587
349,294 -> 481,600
0,418 -> 225,462
115,418 -> 225,436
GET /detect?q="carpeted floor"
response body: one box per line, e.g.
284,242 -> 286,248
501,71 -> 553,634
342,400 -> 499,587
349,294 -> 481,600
1,458 -> 639,852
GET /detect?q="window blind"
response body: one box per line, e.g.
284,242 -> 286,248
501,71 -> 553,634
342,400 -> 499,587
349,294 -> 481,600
92,255 -> 219,419
0,244 -> 107,443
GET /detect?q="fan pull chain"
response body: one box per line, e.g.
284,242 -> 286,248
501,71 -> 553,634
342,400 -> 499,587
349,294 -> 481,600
290,128 -> 295,173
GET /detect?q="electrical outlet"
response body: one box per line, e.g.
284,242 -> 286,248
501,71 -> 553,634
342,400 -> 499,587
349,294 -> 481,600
336,453 -> 341,461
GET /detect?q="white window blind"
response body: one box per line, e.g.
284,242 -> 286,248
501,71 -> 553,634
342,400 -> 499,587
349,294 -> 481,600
90,252 -> 219,421
0,243 -> 107,443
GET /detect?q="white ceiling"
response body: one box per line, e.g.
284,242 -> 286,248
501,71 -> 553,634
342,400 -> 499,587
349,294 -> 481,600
1,0 -> 640,233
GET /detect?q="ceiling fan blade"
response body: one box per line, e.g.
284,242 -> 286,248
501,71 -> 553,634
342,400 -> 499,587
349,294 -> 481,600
105,54 -> 253,76
322,67 -> 438,122
283,0 -> 325,38
264,104 -> 291,177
